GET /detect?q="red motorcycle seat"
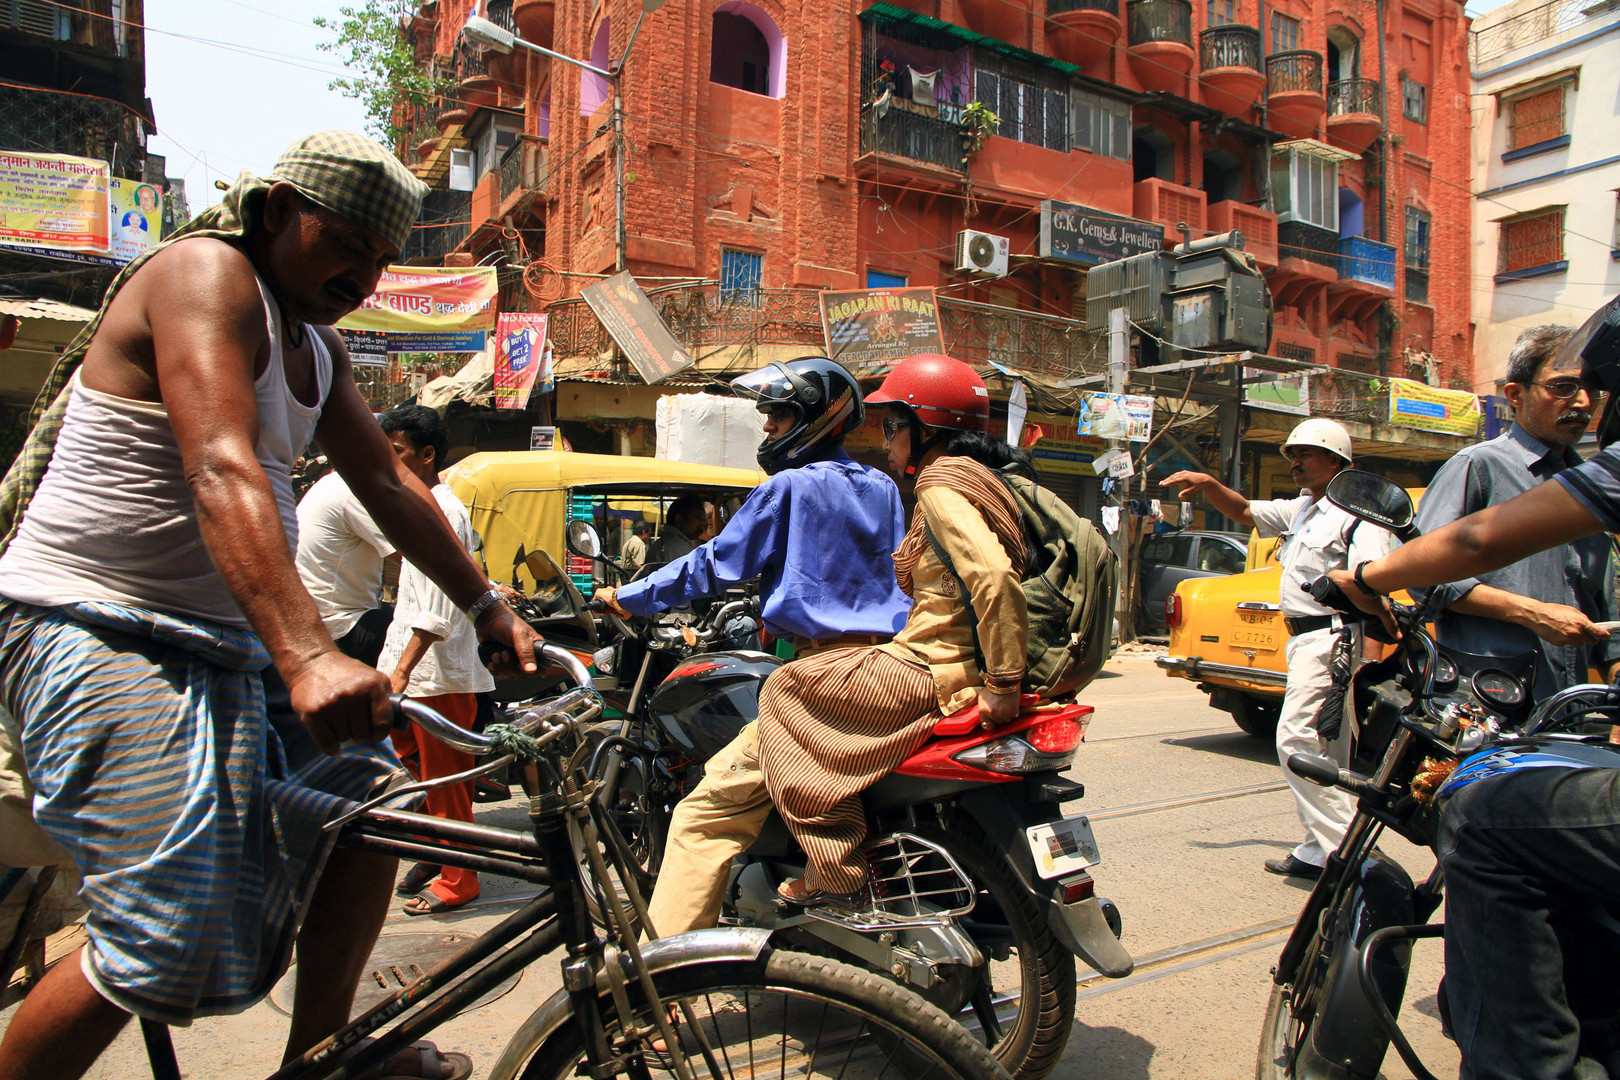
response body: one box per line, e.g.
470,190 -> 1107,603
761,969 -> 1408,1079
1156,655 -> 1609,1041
933,693 -> 1043,736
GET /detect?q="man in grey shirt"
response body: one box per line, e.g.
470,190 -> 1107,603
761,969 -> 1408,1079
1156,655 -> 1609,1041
1412,323 -> 1620,699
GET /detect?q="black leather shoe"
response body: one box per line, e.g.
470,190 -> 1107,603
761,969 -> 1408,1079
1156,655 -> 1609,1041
1265,855 -> 1324,879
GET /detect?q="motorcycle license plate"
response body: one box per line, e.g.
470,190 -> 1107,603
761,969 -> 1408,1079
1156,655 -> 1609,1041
1027,815 -> 1101,879
1232,611 -> 1279,650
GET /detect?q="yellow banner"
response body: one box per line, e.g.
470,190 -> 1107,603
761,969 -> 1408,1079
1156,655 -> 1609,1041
1388,378 -> 1481,437
337,265 -> 498,333
1025,411 -> 1111,476
0,151 -> 110,253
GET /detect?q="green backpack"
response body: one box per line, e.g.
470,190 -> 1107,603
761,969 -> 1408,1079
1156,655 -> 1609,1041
925,465 -> 1118,701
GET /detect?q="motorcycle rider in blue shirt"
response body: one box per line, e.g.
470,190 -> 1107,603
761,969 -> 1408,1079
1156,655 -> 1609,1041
594,356 -> 910,942
1330,297 -> 1620,1080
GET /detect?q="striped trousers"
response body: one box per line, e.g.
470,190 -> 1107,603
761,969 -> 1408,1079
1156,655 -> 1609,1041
758,648 -> 939,894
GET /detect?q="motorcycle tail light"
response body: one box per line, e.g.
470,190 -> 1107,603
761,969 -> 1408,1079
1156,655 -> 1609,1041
1165,592 -> 1182,629
1025,716 -> 1084,753
952,735 -> 1076,775
591,646 -> 616,674
1060,874 -> 1095,903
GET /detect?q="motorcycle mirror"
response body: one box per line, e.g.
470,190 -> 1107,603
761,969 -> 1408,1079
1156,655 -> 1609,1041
566,519 -> 603,559
1324,469 -> 1418,540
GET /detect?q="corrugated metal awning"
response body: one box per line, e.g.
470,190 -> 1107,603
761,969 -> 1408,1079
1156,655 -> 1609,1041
0,297 -> 98,322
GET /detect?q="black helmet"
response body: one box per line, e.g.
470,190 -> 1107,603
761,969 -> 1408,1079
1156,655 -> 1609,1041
727,357 -> 863,474
1558,297 -> 1620,446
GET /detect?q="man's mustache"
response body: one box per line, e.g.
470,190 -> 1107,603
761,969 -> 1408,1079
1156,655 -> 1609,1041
1559,410 -> 1591,426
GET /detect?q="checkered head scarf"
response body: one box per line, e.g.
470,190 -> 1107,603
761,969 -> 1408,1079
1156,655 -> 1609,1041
0,131 -> 426,552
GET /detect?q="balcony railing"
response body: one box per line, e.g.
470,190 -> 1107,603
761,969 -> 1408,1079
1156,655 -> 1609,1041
1327,78 -> 1381,116
499,136 -> 547,201
859,104 -> 967,175
1470,0 -> 1593,67
499,140 -> 525,201
1049,0 -> 1120,14
403,189 -> 473,262
1201,24 -> 1261,70
0,81 -> 146,179
1279,220 -> 1337,267
1127,0 -> 1192,46
1266,50 -> 1323,95
486,0 -> 515,32
1338,236 -> 1397,288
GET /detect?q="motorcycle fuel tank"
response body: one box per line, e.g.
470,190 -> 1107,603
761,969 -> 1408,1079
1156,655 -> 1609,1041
647,650 -> 781,760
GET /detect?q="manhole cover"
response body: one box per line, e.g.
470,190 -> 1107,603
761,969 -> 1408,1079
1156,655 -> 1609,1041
268,932 -> 522,1017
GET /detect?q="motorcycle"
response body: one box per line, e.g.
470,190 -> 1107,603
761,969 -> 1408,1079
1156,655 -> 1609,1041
565,520 -> 1133,1080
1258,469 -> 1620,1080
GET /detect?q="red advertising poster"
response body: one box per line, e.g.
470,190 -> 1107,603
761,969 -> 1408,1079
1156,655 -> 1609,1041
493,312 -> 551,410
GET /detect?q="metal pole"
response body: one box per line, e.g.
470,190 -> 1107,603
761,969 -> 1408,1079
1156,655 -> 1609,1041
613,75 -> 626,274
1108,307 -> 1130,634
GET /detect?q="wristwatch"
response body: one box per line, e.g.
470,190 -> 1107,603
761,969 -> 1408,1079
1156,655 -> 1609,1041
1353,560 -> 1380,596
465,588 -> 506,623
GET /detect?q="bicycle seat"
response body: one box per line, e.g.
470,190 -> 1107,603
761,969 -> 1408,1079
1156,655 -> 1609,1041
932,693 -> 1043,736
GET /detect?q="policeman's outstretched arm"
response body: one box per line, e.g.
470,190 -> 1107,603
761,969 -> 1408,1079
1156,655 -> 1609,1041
1160,470 -> 1256,527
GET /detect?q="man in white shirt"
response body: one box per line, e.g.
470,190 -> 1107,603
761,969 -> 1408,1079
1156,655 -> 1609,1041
1165,419 -> 1396,879
375,405 -> 495,915
621,521 -> 651,577
295,470 -> 396,666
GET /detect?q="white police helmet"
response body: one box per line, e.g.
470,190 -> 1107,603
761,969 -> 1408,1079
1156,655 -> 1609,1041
1283,418 -> 1353,464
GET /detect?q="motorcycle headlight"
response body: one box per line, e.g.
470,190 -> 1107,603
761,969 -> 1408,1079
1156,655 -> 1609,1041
592,646 -> 616,675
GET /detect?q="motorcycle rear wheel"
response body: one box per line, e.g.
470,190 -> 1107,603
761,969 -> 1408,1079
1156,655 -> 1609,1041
914,820 -> 1077,1080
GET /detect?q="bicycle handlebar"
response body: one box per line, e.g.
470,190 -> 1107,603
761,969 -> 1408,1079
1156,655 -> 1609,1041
394,642 -> 595,754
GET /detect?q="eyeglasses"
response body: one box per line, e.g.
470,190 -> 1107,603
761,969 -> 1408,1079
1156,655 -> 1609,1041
764,405 -> 798,422
881,416 -> 908,439
1533,379 -> 1589,401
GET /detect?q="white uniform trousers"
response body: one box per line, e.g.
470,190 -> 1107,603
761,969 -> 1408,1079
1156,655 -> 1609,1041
1277,626 -> 1356,867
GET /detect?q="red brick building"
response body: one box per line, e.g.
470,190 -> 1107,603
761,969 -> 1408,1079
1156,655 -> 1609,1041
401,0 -> 1473,471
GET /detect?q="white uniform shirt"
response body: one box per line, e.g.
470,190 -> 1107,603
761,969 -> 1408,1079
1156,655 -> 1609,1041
295,472 -> 395,639
377,484 -> 495,697
1249,494 -> 1397,619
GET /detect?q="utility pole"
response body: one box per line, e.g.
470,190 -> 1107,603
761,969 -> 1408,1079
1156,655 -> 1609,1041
612,76 -> 626,274
1108,306 -> 1130,637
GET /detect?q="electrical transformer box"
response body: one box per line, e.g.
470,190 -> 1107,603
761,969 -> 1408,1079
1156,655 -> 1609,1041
1085,231 -> 1272,354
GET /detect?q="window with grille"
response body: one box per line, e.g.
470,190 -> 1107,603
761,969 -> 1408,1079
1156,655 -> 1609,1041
1402,77 -> 1427,123
1070,90 -> 1131,161
974,68 -> 1068,152
1208,0 -> 1235,26
1271,148 -> 1338,230
1509,87 -> 1566,150
6,0 -> 72,38
720,249 -> 763,301
1404,207 -> 1430,269
1271,13 -> 1301,52
1498,208 -> 1566,275
1277,343 -> 1316,364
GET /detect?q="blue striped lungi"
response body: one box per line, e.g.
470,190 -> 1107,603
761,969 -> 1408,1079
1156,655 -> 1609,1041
0,598 -> 406,1023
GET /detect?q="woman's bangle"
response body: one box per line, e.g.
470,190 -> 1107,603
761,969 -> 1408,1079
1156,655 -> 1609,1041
1353,560 -> 1381,597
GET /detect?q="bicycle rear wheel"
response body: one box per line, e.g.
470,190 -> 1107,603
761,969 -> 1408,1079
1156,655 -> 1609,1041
514,948 -> 1012,1080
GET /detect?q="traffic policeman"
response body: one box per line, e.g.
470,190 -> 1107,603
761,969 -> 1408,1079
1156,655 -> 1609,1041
1164,418 -> 1395,878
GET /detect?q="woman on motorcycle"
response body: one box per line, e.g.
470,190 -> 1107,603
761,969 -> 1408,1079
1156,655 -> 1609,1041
1326,296 -> 1620,1080
762,352 -> 1030,904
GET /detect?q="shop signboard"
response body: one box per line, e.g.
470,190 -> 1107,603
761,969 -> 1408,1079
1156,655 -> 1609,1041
493,313 -> 552,410
582,271 -> 695,384
0,151 -> 111,256
1076,391 -> 1153,441
1482,394 -> 1513,441
1037,200 -> 1163,267
338,328 -> 390,367
818,286 -> 944,376
386,331 -> 488,353
1244,366 -> 1310,416
337,265 -> 498,334
1388,378 -> 1481,437
1024,412 -> 1112,476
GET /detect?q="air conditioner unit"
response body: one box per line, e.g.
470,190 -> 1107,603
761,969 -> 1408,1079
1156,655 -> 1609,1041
955,229 -> 1010,277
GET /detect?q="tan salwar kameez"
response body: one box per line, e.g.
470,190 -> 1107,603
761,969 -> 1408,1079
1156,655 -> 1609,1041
758,456 -> 1029,893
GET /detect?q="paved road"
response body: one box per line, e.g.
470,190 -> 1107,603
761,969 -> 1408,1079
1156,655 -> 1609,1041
2,653 -> 1458,1078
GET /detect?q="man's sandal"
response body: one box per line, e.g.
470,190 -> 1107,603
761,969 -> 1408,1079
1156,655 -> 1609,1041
395,863 -> 440,897
345,1038 -> 472,1080
403,890 -> 474,917
775,877 -> 865,909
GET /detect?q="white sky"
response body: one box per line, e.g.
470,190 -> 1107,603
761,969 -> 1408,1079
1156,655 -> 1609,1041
143,0 -> 1516,214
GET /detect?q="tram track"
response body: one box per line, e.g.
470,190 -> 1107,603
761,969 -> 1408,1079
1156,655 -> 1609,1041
1087,781 -> 1290,822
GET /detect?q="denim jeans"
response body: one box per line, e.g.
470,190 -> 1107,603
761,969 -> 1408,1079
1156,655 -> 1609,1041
1437,766 -> 1620,1080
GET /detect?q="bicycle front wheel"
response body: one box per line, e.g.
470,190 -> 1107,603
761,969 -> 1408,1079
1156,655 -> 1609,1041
515,948 -> 1013,1080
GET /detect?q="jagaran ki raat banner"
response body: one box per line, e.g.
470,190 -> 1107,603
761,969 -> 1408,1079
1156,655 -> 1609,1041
337,266 -> 499,334
819,287 -> 945,377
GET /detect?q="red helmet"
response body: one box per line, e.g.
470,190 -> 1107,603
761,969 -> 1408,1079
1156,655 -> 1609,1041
864,353 -> 990,431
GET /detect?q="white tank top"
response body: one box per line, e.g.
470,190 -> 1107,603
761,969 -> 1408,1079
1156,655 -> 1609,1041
0,273 -> 332,627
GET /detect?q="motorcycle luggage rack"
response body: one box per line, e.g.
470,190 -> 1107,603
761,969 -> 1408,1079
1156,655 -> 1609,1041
801,832 -> 977,933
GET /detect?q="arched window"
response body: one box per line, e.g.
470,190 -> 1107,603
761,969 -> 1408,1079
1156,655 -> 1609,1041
1326,27 -> 1359,83
581,18 -> 611,115
709,2 -> 785,99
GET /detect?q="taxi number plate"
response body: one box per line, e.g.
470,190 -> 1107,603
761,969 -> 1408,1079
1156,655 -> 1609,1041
1233,611 -> 1279,649
1026,815 -> 1101,879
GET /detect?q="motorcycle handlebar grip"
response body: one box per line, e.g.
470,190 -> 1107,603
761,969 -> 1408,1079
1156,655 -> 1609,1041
585,598 -> 608,612
1306,575 -> 1362,617
1289,753 -> 1346,788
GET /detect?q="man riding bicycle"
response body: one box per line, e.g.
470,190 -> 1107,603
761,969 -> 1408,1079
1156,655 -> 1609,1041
0,132 -> 539,1080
